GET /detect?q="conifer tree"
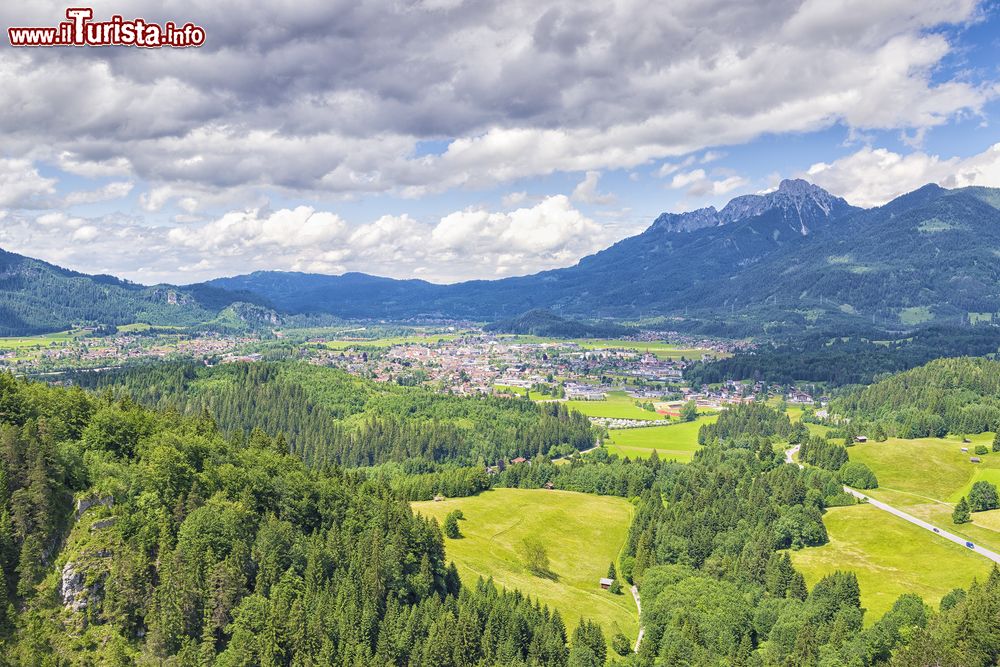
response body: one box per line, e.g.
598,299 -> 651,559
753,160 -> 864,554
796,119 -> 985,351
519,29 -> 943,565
951,496 -> 972,524
953,496 -> 972,524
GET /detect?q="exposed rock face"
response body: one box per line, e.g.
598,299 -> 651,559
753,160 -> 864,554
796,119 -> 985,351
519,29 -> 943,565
75,495 -> 113,518
61,548 -> 113,627
90,517 -> 117,532
651,179 -> 858,235
60,561 -> 91,614
650,206 -> 721,233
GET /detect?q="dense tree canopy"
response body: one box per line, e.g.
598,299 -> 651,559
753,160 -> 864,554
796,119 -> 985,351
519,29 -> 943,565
834,358 -> 1000,438
0,373 -> 580,664
73,362 -> 596,468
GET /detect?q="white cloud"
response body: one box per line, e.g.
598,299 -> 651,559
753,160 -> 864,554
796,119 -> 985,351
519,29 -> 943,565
502,191 -> 528,207
669,169 -> 707,190
0,1 -> 988,199
805,143 -> 1000,207
432,195 -> 601,257
0,194 -> 626,284
657,156 -> 696,178
0,159 -> 56,208
571,170 -> 616,204
668,168 -> 749,198
63,181 -> 134,206
56,152 -> 133,179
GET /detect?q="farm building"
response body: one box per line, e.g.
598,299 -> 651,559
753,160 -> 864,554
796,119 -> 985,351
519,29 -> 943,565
971,457 -> 981,463
599,578 -> 614,590
433,495 -> 445,502
511,457 -> 527,465
854,436 -> 868,443
543,481 -> 555,490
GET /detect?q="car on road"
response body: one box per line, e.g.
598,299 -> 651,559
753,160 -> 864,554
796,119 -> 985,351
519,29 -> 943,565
933,528 -> 939,533
966,541 -> 975,549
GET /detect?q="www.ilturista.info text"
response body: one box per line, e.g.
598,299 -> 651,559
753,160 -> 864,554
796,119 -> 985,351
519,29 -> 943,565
8,8 -> 205,48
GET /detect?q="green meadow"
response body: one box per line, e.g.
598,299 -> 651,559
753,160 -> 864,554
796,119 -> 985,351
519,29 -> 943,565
0,329 -> 83,350
412,488 -> 639,641
321,333 -> 462,350
504,335 -> 721,360
844,433 -> 1000,557
604,415 -> 717,462
847,433 -> 999,505
565,391 -> 667,421
791,504 -> 993,622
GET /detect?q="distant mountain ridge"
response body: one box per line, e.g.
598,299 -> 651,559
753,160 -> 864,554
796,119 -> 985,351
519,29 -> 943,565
0,248 -> 276,336
205,181 -> 1000,334
2,179 -> 1000,336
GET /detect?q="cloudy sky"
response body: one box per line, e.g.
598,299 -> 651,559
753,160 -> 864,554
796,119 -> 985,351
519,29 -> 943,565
1,0 -> 999,285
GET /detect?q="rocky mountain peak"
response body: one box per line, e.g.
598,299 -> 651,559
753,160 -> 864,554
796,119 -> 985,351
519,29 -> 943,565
653,179 -> 857,235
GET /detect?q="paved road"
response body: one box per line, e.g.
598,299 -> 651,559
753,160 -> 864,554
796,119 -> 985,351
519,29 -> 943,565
785,445 -> 1000,565
630,584 -> 644,652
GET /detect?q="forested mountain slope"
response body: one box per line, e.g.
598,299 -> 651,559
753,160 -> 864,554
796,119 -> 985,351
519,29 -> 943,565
833,357 -> 1000,438
0,248 -> 274,335
4,373 -> 1000,664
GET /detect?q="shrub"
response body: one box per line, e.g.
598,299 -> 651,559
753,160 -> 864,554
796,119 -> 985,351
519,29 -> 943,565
520,537 -> 550,576
611,632 -> 632,656
974,445 -> 989,456
838,461 -> 878,489
620,556 -> 635,584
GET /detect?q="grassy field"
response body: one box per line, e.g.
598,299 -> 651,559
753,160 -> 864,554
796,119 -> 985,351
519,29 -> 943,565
412,489 -> 638,640
0,330 -> 82,350
848,434 -> 998,504
783,405 -> 833,437
604,415 -> 717,462
845,433 -> 1000,554
504,335 -> 722,360
565,391 -> 667,421
791,504 -> 993,622
949,467 -> 1000,503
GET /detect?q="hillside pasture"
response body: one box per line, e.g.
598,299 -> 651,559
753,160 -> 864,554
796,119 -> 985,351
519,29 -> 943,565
791,504 -> 993,622
847,434 -> 998,505
412,488 -> 638,641
846,433 -> 1000,555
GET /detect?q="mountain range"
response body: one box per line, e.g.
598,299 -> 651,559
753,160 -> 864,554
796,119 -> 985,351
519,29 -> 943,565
2,178 -> 999,336
0,248 -> 272,336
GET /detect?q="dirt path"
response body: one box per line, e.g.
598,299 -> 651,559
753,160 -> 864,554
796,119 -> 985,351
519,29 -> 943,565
631,584 -> 644,652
